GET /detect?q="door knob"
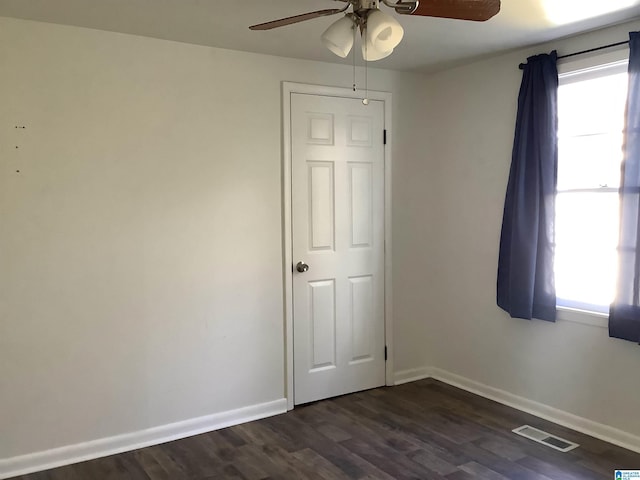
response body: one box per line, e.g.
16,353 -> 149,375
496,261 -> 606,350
296,261 -> 309,273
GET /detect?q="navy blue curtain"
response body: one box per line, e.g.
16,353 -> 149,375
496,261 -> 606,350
497,51 -> 558,321
610,32 -> 640,343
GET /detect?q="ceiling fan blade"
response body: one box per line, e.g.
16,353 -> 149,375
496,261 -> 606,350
249,9 -> 344,30
403,0 -> 500,21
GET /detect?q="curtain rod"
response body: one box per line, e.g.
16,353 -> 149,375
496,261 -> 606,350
518,39 -> 630,70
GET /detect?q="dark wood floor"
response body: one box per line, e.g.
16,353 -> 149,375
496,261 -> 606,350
15,379 -> 640,479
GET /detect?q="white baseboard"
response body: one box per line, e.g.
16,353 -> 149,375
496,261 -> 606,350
394,366 -> 640,454
0,398 -> 287,480
393,367 -> 433,385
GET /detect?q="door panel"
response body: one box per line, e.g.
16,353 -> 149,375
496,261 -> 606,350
309,279 -> 336,371
308,162 -> 335,251
349,163 -> 373,248
349,275 -> 374,363
291,93 -> 385,405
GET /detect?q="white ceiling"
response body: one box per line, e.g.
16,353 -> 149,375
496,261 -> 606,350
1,0 -> 640,72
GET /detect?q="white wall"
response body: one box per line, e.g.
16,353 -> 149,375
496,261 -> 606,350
0,16 -> 427,461
400,19 -> 640,437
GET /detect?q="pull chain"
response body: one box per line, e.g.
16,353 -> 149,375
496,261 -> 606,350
351,19 -> 369,105
363,25 -> 369,105
352,22 -> 357,92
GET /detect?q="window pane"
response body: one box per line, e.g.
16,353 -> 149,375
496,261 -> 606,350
557,133 -> 623,190
555,192 -> 619,310
555,66 -> 627,314
558,72 -> 628,137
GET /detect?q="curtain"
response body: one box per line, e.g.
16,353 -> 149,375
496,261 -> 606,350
610,32 -> 640,343
497,51 -> 558,321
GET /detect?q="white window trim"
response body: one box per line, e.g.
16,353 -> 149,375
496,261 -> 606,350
557,47 -> 629,78
555,47 -> 629,329
556,306 -> 608,329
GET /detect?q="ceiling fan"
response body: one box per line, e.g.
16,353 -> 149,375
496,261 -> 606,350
249,0 -> 501,61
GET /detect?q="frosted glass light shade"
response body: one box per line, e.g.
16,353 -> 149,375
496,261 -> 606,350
321,16 -> 355,58
366,9 -> 404,52
362,35 -> 393,61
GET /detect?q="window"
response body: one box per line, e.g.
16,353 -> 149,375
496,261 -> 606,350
555,59 -> 628,316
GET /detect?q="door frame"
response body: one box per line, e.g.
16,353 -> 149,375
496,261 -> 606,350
282,82 -> 393,410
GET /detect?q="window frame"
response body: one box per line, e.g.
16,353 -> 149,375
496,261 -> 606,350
555,48 -> 629,329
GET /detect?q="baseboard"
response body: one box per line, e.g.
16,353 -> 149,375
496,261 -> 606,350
393,367 -> 433,385
0,398 -> 287,480
400,366 -> 640,454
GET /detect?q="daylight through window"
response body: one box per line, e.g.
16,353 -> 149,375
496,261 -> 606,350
555,62 -> 628,313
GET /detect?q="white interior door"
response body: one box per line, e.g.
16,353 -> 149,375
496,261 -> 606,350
291,93 -> 385,405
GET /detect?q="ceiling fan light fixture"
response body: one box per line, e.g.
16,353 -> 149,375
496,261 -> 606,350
366,9 -> 404,52
362,34 -> 393,61
250,0 -> 503,62
321,15 -> 355,58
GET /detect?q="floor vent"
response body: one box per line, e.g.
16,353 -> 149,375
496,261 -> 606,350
512,425 -> 579,452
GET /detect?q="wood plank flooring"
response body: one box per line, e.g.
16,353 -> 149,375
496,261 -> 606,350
15,379 -> 640,479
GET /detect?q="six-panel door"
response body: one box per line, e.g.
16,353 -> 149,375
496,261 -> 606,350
291,93 -> 385,405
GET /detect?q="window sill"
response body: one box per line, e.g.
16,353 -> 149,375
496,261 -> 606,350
556,306 -> 608,329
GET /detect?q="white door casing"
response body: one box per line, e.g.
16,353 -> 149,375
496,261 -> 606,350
289,90 -> 387,405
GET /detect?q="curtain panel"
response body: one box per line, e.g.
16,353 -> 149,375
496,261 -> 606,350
610,32 -> 640,344
497,51 -> 558,321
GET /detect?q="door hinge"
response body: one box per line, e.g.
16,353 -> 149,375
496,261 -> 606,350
383,129 -> 387,145
384,345 -> 388,361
